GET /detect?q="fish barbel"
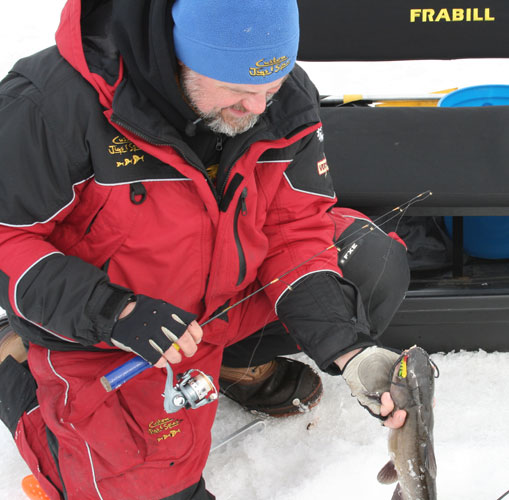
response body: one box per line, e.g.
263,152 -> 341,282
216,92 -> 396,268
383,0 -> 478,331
377,346 -> 438,500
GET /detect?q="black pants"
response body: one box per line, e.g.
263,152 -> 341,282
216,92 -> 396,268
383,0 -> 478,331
222,219 -> 410,367
161,477 -> 215,500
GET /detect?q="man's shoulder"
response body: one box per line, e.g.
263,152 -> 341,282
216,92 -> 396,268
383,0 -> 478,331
262,64 -> 321,142
2,46 -> 98,109
288,63 -> 320,101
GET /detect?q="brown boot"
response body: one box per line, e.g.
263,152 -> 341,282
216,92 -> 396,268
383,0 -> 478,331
0,316 -> 27,364
219,357 -> 323,417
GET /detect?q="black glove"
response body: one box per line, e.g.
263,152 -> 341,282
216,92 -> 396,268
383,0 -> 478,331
110,294 -> 197,364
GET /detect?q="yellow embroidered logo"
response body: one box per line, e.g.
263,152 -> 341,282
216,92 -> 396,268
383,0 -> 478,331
108,135 -> 141,155
410,8 -> 495,23
148,417 -> 184,442
116,155 -> 145,168
317,157 -> 329,176
249,56 -> 291,77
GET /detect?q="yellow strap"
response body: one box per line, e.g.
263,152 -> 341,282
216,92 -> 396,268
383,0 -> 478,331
342,94 -> 364,104
375,99 -> 440,107
374,88 -> 458,107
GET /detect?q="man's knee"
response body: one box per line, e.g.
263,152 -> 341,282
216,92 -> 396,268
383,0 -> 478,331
336,219 -> 410,335
222,321 -> 299,367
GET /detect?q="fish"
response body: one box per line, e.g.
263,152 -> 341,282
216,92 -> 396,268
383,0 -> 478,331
377,346 -> 438,500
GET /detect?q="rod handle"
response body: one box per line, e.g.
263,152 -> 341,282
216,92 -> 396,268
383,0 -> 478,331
100,356 -> 151,392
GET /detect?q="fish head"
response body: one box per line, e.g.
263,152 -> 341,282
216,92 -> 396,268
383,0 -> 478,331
390,346 -> 436,411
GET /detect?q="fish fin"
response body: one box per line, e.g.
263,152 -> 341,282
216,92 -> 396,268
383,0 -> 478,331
391,484 -> 404,500
377,460 -> 398,484
425,439 -> 437,478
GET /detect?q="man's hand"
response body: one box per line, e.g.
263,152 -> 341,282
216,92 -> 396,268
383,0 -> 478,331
337,346 -> 407,428
380,392 -> 407,428
111,294 -> 202,365
153,320 -> 202,367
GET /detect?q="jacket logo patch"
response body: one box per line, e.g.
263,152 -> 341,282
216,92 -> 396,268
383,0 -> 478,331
317,156 -> 329,176
249,56 -> 291,77
116,155 -> 145,168
339,242 -> 358,265
108,135 -> 141,155
148,417 -> 184,442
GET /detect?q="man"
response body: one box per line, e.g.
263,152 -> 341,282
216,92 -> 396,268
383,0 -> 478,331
0,1 -> 409,499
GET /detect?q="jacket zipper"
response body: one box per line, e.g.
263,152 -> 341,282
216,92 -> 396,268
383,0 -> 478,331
216,102 -> 275,198
234,187 -> 248,285
216,118 -> 269,199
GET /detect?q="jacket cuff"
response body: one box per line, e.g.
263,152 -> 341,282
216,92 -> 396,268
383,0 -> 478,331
88,282 -> 134,341
321,334 -> 376,376
275,271 -> 373,374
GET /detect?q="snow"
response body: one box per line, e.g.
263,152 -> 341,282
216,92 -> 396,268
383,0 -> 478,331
205,351 -> 509,499
1,2 -> 509,499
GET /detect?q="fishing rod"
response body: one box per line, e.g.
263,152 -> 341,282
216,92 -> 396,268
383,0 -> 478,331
100,190 -> 432,399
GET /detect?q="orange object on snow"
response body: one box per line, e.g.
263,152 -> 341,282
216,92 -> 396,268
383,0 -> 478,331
21,475 -> 51,500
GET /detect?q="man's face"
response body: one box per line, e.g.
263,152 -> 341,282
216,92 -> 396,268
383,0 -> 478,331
180,65 -> 287,136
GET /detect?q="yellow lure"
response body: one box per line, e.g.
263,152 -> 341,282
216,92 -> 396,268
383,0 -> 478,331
398,355 -> 408,378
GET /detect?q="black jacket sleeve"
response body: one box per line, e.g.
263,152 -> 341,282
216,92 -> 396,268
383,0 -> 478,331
276,271 -> 375,374
0,68 -> 131,350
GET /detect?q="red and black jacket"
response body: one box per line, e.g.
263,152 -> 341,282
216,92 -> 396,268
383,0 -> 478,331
0,0 -> 373,373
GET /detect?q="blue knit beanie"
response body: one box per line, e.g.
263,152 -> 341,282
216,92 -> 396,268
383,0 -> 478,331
172,0 -> 300,84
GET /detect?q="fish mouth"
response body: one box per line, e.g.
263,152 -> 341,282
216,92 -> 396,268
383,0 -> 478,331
389,346 -> 440,385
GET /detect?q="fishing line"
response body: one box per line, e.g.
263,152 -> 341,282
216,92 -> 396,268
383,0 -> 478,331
202,190 -> 432,328
101,191 -> 433,395
218,307 -> 276,395
368,187 -> 417,304
217,190 -> 432,392
364,213 -> 405,328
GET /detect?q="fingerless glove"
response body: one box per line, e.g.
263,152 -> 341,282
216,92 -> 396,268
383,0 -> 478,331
110,295 -> 197,364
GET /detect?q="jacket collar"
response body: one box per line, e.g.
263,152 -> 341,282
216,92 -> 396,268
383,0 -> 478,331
55,0 -> 321,168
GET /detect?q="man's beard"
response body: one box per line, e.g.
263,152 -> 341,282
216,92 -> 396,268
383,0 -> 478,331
180,67 -> 266,137
197,104 -> 260,137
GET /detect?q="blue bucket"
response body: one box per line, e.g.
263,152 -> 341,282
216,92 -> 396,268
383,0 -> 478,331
438,84 -> 509,108
439,85 -> 509,259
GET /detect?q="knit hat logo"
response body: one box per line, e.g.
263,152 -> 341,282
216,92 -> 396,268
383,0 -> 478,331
249,56 -> 291,78
172,0 -> 300,84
